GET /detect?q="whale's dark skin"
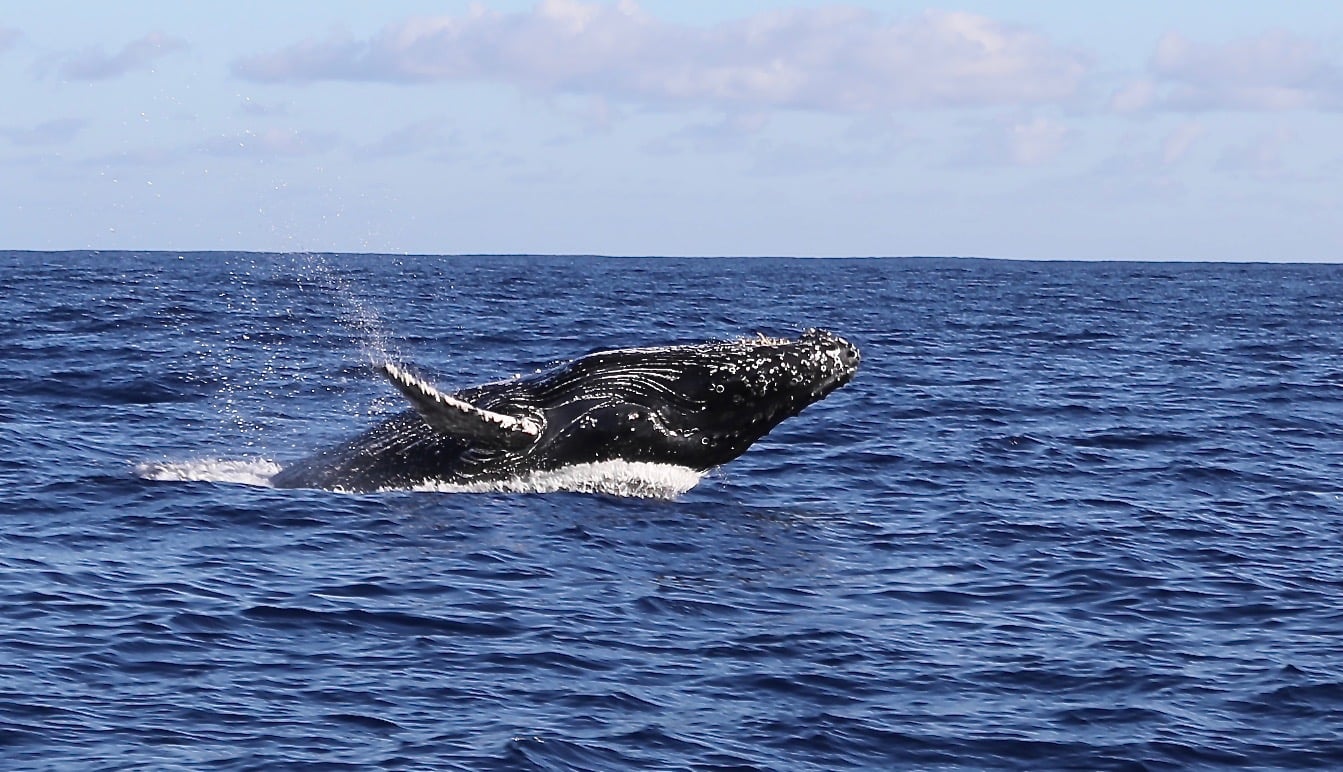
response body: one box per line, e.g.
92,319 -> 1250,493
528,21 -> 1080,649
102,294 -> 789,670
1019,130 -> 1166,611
270,329 -> 860,492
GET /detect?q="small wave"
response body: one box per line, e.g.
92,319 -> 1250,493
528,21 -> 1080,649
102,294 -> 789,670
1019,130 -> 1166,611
406,460 -> 704,499
134,458 -> 282,486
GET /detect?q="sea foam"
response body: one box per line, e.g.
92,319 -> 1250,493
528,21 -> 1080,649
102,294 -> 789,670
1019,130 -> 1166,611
404,460 -> 704,499
137,458 -> 702,499
134,458 -> 283,487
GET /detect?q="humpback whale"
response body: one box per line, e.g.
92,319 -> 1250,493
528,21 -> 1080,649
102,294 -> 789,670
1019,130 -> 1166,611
270,328 -> 860,492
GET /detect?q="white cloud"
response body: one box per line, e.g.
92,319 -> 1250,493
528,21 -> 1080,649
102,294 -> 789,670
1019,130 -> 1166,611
359,117 -> 455,158
1129,31 -> 1343,112
45,31 -> 187,81
199,128 -> 337,158
1004,116 -> 1073,165
1,117 -> 88,146
0,26 -> 21,54
1109,79 -> 1156,113
952,114 -> 1075,168
646,112 -> 770,155
237,97 -> 290,117
232,1 -> 1088,113
1215,128 -> 1295,177
1160,120 -> 1205,165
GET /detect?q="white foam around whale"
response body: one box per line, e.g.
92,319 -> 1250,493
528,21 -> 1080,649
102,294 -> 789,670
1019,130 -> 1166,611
403,460 -> 704,499
135,458 -> 284,486
136,458 -> 702,499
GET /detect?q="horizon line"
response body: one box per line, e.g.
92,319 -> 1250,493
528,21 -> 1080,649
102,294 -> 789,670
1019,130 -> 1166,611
3,249 -> 1342,266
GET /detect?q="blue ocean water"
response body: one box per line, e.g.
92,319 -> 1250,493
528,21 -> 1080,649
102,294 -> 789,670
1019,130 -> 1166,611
3,251 -> 1343,770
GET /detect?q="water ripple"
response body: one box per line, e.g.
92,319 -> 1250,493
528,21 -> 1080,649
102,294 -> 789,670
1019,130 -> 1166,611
4,254 -> 1343,768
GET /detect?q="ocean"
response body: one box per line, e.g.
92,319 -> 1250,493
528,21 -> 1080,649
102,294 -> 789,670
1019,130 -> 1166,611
3,252 -> 1342,770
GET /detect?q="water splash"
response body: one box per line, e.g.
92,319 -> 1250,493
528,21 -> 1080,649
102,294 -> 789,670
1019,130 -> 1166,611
135,458 -> 283,486
137,458 -> 703,499
405,461 -> 705,499
196,253 -> 406,458
167,255 -> 707,498
291,252 -> 395,366
209,256 -> 279,451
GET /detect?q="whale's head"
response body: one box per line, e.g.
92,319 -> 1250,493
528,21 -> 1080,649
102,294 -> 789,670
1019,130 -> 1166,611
655,328 -> 859,453
522,328 -> 861,470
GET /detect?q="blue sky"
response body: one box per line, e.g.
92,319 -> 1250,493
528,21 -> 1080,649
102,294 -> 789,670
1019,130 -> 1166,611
3,1 -> 1341,260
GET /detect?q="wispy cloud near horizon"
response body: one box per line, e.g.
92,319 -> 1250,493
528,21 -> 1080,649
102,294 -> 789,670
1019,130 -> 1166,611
1,116 -> 88,146
198,127 -> 338,159
0,26 -> 21,55
43,31 -> 187,81
1114,30 -> 1343,113
232,1 -> 1089,113
4,1 -> 1340,260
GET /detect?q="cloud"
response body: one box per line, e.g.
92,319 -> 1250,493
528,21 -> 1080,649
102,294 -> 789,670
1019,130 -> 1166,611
237,97 -> 290,117
0,26 -> 21,54
1116,31 -> 1343,112
1109,79 -> 1157,113
1001,116 -> 1073,165
0,117 -> 88,146
1215,128 -> 1295,177
953,114 -> 1075,167
745,134 -> 903,177
359,117 -> 455,158
47,31 -> 187,81
646,112 -> 770,155
83,147 -> 183,168
232,1 -> 1088,112
199,127 -> 338,158
1070,133 -> 1192,204
1160,120 -> 1205,165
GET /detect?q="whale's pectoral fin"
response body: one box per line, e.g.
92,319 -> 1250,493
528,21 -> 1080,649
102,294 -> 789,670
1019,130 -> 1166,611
382,363 -> 541,449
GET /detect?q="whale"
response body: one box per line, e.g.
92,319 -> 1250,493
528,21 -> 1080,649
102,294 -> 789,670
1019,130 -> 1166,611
269,328 -> 860,492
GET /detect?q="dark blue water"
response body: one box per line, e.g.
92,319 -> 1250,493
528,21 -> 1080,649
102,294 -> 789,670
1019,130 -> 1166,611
4,252 -> 1343,770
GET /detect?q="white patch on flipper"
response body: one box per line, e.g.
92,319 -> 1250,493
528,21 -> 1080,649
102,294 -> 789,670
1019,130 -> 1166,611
135,458 -> 282,486
404,460 -> 704,500
383,362 -> 541,440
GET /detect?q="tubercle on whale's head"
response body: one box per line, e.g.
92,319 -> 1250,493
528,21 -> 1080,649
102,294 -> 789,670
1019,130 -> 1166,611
798,328 -> 861,392
659,328 -> 860,442
711,328 -> 859,400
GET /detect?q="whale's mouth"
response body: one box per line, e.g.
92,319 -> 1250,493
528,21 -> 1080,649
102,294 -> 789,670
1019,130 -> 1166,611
810,369 -> 855,402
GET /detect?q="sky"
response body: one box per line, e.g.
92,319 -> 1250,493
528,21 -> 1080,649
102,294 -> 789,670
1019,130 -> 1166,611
2,1 -> 1341,260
